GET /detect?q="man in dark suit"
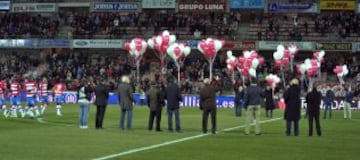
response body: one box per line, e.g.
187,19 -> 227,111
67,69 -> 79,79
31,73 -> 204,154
306,86 -> 322,136
94,79 -> 110,129
146,81 -> 163,131
164,77 -> 183,133
117,75 -> 134,130
284,78 -> 301,136
199,78 -> 218,134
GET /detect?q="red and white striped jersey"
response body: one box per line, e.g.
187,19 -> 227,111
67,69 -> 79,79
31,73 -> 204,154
25,81 -> 37,98
0,80 -> 6,99
10,82 -> 21,97
38,81 -> 48,97
54,83 -> 66,97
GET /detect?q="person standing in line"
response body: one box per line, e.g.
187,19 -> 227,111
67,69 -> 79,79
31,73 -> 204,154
77,79 -> 93,129
117,75 -> 134,130
146,81 -> 163,132
164,77 -> 183,133
53,79 -> 66,116
94,79 -> 109,129
244,79 -> 264,135
234,84 -> 245,117
305,86 -> 322,136
264,85 -> 276,118
199,78 -> 218,134
10,78 -> 22,118
284,78 -> 301,136
323,85 -> 335,119
344,85 -> 354,119
0,79 -> 9,117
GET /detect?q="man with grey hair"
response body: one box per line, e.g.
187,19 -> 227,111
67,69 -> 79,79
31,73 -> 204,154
199,78 -> 218,134
117,75 -> 134,130
244,79 -> 264,135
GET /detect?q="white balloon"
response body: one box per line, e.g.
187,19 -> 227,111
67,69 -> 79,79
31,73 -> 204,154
129,42 -> 136,51
155,36 -> 162,45
147,39 -> 154,48
342,65 -> 349,76
197,43 -> 204,53
300,63 -> 307,74
226,50 -> 232,58
252,58 -> 259,69
288,46 -> 297,54
249,68 -> 256,78
169,35 -> 176,45
277,44 -> 285,53
319,50 -> 325,58
244,51 -> 251,58
184,46 -> 191,56
304,58 -> 311,69
162,30 -> 170,36
214,40 -> 223,52
273,51 -> 283,60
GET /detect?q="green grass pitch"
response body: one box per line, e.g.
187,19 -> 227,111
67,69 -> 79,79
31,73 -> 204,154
0,104 -> 359,160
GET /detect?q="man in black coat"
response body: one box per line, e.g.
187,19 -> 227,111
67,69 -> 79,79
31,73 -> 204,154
94,79 -> 110,129
305,86 -> 322,136
199,78 -> 218,134
164,77 -> 183,133
146,81 -> 163,132
284,78 -> 301,136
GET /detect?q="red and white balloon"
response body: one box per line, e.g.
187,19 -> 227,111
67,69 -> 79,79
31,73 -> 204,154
198,38 -> 225,59
124,38 -> 147,58
167,43 -> 191,62
148,30 -> 176,53
266,74 -> 281,88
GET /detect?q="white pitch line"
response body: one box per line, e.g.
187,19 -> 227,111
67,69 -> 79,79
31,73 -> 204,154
92,117 -> 282,160
36,118 -> 73,127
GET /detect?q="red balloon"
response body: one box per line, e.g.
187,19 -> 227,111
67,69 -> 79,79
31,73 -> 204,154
275,60 -> 282,67
124,42 -> 131,51
267,79 -> 274,86
258,57 -> 265,65
242,68 -> 249,77
282,57 -> 289,66
162,36 -> 170,46
174,47 -> 182,57
284,49 -> 291,59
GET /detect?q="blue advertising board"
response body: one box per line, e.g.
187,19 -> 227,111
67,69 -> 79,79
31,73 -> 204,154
91,2 -> 140,12
268,3 -> 318,13
36,39 -> 70,48
230,0 -> 265,9
0,1 -> 10,10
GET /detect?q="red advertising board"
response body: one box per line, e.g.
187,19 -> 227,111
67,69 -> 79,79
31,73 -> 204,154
177,2 -> 226,12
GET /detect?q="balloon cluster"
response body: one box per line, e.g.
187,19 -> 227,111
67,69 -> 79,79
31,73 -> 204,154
333,65 -> 349,77
198,38 -> 225,59
226,51 -> 238,71
237,50 -> 264,77
124,38 -> 148,58
265,74 -> 281,88
273,44 -> 298,68
302,58 -> 320,77
148,30 -> 176,53
167,43 -> 191,62
313,50 -> 326,62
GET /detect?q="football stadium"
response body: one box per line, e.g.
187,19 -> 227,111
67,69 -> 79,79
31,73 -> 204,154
0,0 -> 359,160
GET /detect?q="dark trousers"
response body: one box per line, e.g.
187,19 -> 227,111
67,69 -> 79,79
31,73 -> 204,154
266,109 -> 273,118
149,109 -> 162,131
308,112 -> 321,136
323,103 -> 332,119
202,108 -> 216,134
286,120 -> 299,136
167,108 -> 181,132
95,105 -> 106,129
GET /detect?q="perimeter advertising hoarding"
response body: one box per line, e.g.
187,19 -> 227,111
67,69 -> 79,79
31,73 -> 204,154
268,2 -> 318,13
177,2 -> 226,12
0,1 -> 10,10
91,2 -> 140,12
230,0 -> 264,9
72,39 -> 124,48
142,0 -> 175,9
316,42 -> 352,51
320,0 -> 355,10
11,3 -> 57,12
257,41 -> 314,51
